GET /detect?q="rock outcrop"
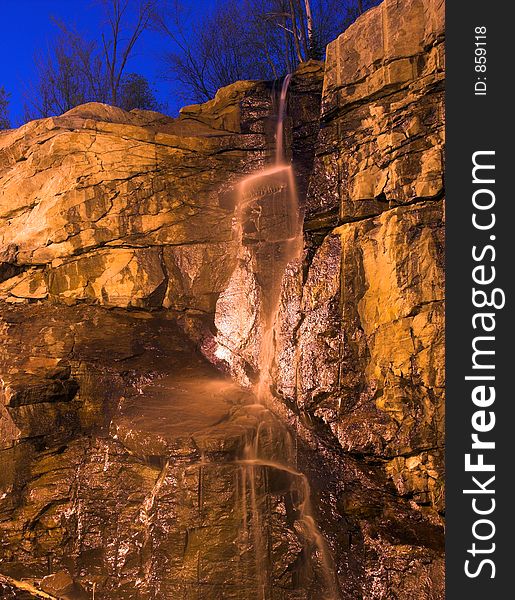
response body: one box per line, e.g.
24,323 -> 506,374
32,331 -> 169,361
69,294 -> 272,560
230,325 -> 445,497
302,0 -> 445,512
213,0 -> 445,594
0,0 -> 444,598
0,304 -> 333,599
0,85 -> 264,310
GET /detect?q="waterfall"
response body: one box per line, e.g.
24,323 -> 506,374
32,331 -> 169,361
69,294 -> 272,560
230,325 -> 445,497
216,75 -> 341,599
275,73 -> 292,165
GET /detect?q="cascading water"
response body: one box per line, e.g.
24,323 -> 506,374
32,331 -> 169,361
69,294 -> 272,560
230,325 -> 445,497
275,73 -> 292,165
217,75 -> 341,599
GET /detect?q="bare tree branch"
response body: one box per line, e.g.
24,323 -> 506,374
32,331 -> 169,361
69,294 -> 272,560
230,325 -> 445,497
24,0 -> 158,119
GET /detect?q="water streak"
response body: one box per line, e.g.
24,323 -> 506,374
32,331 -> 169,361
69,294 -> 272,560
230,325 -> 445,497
275,73 -> 292,165
230,74 -> 341,599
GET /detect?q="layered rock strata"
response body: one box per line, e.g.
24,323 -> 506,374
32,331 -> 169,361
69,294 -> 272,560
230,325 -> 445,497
302,0 -> 445,513
0,0 -> 445,598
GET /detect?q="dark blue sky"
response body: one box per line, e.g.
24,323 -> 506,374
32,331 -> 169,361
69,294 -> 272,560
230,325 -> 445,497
1,0 -> 215,126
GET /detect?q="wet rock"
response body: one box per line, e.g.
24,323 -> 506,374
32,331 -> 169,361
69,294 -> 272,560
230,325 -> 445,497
0,305 -> 327,598
41,570 -> 88,599
288,60 -> 324,205
2,373 -> 78,408
274,200 -> 444,520
214,248 -> 264,386
0,84 -> 272,311
0,0 -> 445,597
0,367 -> 80,451
293,201 -> 445,457
305,0 -> 444,226
271,0 -> 445,595
0,574 -> 57,599
262,0 -> 445,517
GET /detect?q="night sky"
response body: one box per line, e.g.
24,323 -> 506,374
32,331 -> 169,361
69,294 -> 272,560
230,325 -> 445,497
1,0 -> 215,127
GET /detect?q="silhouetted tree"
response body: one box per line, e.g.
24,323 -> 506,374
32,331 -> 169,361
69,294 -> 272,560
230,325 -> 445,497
101,0 -> 156,105
0,87 -> 10,129
118,73 -> 161,111
24,24 -> 107,120
156,0 -> 379,103
24,0 -> 156,119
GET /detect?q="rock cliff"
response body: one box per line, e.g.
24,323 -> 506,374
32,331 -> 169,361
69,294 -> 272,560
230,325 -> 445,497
302,0 -> 445,513
0,0 -> 445,598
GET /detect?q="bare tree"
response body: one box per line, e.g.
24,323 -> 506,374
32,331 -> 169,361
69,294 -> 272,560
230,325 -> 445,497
24,0 -> 156,119
0,87 -> 10,129
22,0 -> 377,121
157,0 -> 377,104
156,0 -> 290,103
303,0 -> 314,53
101,0 -> 156,105
155,0 -> 276,103
24,25 -> 107,120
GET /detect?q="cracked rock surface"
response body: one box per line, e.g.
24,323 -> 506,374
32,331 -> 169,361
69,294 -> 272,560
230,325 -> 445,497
0,0 -> 444,597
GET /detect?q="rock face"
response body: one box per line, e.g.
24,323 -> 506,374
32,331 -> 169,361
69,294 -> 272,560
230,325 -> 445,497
215,0 -> 445,514
302,0 -> 445,513
214,0 -> 445,595
0,304 -> 338,599
0,82 -> 271,310
307,0 -> 444,225
0,0 -> 444,598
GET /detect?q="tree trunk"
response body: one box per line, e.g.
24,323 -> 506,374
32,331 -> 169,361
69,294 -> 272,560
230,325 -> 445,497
303,0 -> 314,53
295,0 -> 309,57
288,0 -> 304,64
